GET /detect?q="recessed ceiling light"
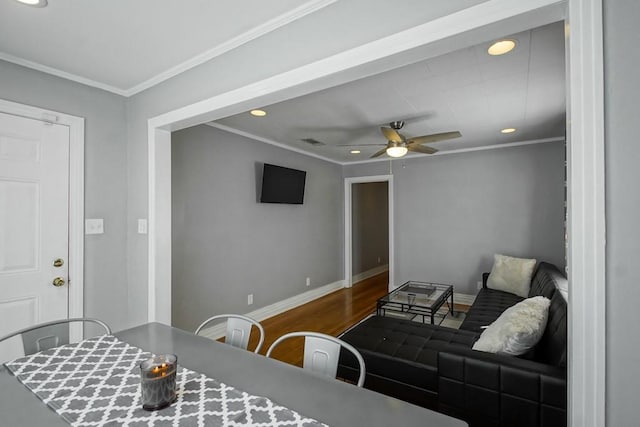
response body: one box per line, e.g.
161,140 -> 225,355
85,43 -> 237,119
350,150 -> 361,154
488,39 -> 516,56
15,0 -> 47,7
501,128 -> 517,134
250,109 -> 267,117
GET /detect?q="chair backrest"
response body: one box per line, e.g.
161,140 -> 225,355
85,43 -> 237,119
266,331 -> 366,387
195,314 -> 265,353
0,318 -> 111,360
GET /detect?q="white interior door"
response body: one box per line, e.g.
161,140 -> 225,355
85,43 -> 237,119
0,111 -> 70,361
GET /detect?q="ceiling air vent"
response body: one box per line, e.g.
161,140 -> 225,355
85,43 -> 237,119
300,138 -> 325,146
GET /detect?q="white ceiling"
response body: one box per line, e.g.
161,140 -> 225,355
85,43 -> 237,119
213,21 -> 566,164
0,0 -> 334,96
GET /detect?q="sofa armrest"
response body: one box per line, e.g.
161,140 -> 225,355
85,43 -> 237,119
438,346 -> 566,427
482,272 -> 490,288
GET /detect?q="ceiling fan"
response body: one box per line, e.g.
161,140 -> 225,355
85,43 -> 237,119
346,121 -> 461,158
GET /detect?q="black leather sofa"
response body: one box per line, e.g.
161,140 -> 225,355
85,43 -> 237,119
337,262 -> 567,427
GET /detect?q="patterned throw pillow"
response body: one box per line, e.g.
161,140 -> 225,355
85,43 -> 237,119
486,254 -> 537,298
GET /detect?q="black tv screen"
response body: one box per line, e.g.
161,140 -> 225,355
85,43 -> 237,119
260,163 -> 306,204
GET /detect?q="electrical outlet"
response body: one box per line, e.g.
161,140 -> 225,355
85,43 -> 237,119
85,218 -> 104,235
306,277 -> 310,287
377,257 -> 381,264
247,294 -> 253,305
477,281 -> 483,290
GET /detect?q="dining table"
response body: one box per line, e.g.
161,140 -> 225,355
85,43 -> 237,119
0,322 -> 467,426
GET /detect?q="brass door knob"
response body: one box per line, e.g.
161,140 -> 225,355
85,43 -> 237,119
52,277 -> 65,287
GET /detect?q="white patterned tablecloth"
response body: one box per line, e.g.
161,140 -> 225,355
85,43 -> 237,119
4,335 -> 327,427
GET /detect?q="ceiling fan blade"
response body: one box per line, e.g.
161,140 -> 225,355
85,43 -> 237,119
336,143 -> 386,147
407,131 -> 462,145
380,127 -> 403,143
370,147 -> 389,158
408,144 -> 438,155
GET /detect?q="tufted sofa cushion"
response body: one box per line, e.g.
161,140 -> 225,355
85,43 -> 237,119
338,261 -> 567,426
338,316 -> 478,404
533,291 -> 567,367
460,262 -> 564,344
529,262 -> 564,299
437,347 -> 567,426
459,288 -> 523,333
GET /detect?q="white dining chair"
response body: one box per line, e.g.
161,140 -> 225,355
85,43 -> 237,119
195,314 -> 265,353
266,331 -> 366,387
0,318 -> 111,360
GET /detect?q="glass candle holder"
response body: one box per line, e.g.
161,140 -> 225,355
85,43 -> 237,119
139,354 -> 178,411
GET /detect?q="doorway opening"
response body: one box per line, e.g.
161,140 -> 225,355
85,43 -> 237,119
344,176 -> 393,290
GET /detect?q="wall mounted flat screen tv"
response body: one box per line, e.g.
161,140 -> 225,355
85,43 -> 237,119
260,163 -> 306,204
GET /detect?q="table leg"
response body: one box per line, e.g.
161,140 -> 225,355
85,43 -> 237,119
450,289 -> 455,315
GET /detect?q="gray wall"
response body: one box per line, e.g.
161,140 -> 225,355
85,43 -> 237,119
352,182 -> 389,275
603,1 -> 640,424
171,125 -> 343,332
124,0 -> 486,326
0,60 -> 129,332
345,142 -> 566,295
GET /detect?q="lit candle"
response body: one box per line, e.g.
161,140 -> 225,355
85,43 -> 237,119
139,354 -> 177,411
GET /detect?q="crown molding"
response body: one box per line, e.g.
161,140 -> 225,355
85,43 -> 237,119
342,136 -> 566,165
125,0 -> 338,96
205,122 -> 343,165
0,0 -> 337,97
205,120 -> 565,166
0,52 -> 130,96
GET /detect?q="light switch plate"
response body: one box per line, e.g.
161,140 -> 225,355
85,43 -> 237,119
85,218 -> 104,235
137,219 -> 148,234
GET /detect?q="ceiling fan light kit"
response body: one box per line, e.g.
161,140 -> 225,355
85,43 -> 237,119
340,120 -> 461,159
386,144 -> 408,158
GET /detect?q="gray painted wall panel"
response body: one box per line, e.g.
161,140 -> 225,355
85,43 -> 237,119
352,182 -> 389,275
171,125 -> 342,331
345,142 -> 566,295
603,0 -> 640,424
124,0 -> 487,325
0,60 -> 129,332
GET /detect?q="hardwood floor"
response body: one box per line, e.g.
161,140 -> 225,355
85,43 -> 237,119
244,271 -> 469,367
249,271 -> 389,366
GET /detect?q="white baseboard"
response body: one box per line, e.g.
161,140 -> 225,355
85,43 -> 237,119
199,279 -> 346,340
351,264 -> 389,284
454,293 -> 476,306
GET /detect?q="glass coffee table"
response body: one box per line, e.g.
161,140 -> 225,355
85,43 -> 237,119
376,281 -> 454,325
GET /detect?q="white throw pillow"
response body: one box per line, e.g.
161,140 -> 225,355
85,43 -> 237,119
486,254 -> 537,298
472,296 -> 550,355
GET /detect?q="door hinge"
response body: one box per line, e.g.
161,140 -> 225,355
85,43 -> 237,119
41,113 -> 59,125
